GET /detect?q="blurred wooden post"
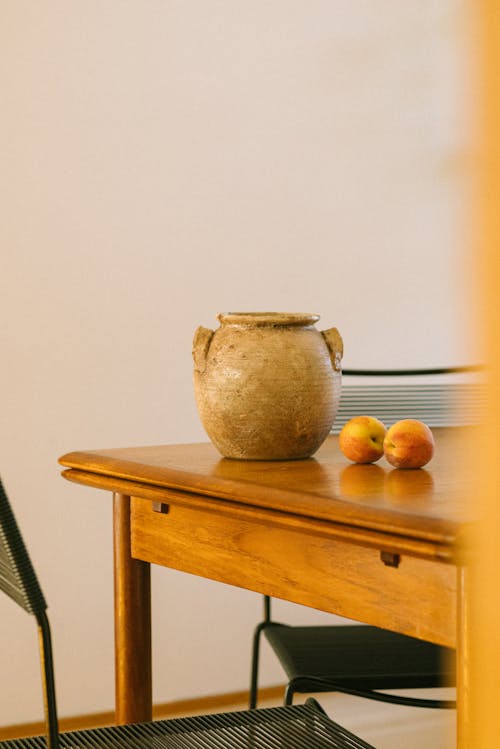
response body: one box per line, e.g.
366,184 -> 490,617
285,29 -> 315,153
469,2 -> 500,745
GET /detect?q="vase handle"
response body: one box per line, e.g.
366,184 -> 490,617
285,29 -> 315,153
193,326 -> 214,373
321,327 -> 343,371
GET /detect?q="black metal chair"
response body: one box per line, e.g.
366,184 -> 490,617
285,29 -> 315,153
0,477 -> 376,749
249,366 -> 484,710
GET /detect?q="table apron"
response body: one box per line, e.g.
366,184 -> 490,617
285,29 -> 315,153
130,496 -> 456,648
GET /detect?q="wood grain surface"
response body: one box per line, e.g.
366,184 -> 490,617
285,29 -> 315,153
130,494 -> 457,647
60,429 -> 473,551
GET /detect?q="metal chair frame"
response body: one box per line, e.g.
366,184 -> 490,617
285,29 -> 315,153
250,595 -> 456,710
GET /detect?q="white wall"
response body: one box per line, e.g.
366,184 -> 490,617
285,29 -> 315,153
0,0 -> 474,725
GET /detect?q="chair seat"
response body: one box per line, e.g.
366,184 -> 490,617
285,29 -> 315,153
265,624 -> 456,692
1,703 -> 375,749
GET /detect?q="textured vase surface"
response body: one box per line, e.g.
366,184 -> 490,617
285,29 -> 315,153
193,312 -> 343,460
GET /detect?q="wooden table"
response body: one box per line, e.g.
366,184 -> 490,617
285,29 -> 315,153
59,428 -> 472,746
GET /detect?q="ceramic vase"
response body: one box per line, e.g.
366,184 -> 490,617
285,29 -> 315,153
193,312 -> 343,460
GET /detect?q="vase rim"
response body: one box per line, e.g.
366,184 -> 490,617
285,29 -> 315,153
217,312 -> 320,327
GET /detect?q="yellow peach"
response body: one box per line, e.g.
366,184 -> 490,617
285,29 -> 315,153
338,415 -> 387,464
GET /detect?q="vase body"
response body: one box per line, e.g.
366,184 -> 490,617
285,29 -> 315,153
193,312 -> 343,460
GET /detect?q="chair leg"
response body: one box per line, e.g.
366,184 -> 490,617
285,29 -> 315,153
250,596 -> 273,709
284,682 -> 295,706
37,611 -> 60,749
249,621 -> 268,708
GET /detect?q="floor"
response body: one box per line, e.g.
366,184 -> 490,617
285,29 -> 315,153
222,689 -> 456,749
311,690 -> 456,748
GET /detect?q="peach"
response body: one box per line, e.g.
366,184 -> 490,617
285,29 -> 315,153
339,415 -> 387,464
383,419 -> 434,469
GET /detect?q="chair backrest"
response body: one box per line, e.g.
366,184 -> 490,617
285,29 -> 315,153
0,477 -> 59,749
0,479 -> 47,616
332,365 -> 485,433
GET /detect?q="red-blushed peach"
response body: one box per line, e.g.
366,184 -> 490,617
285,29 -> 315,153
338,415 -> 387,464
383,419 -> 435,469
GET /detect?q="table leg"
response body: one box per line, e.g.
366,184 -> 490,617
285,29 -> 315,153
113,493 -> 152,724
456,566 -> 471,748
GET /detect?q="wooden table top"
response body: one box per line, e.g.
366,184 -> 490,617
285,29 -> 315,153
59,428 -> 473,554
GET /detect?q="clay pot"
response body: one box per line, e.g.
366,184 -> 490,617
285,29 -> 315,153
193,312 -> 343,460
